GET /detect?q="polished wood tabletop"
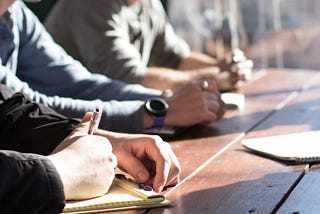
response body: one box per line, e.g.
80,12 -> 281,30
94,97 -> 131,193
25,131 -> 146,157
146,68 -> 320,214
104,68 -> 320,214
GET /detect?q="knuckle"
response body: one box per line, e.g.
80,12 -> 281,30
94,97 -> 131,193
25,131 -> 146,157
163,159 -> 171,168
174,163 -> 182,175
205,112 -> 218,122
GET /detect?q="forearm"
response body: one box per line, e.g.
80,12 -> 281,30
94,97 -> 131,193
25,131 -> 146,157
142,67 -> 190,91
1,67 -> 160,133
0,151 -> 65,213
177,52 -> 217,70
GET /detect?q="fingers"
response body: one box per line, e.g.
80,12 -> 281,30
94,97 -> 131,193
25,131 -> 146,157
81,112 -> 93,123
200,82 -> 226,120
115,136 -> 181,193
222,49 -> 253,87
109,152 -> 118,170
117,149 -> 151,184
187,80 -> 226,122
151,142 -> 181,192
166,81 -> 225,126
234,59 -> 254,70
215,71 -> 237,91
232,59 -> 253,81
153,153 -> 170,192
165,145 -> 181,186
73,112 -> 93,134
203,98 -> 225,122
232,48 -> 247,62
200,79 -> 218,92
231,49 -> 253,81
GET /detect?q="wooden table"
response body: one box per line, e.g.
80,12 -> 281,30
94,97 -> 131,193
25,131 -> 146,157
102,68 -> 320,214
143,68 -> 320,214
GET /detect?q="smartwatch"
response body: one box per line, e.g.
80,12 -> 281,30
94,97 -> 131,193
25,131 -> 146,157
145,98 -> 169,129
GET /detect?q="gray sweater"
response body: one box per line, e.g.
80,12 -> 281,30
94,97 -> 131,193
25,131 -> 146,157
45,0 -> 190,83
0,1 -> 163,133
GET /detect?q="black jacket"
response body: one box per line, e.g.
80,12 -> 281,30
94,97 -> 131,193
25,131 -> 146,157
0,84 -> 79,213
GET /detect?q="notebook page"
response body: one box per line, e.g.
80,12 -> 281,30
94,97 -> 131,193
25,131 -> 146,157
242,130 -> 320,162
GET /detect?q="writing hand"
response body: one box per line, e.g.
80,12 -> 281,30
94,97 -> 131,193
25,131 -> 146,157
104,133 -> 181,192
48,112 -> 117,200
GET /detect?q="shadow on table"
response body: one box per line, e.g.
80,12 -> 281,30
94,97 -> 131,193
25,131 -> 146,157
171,94 -> 320,141
159,171 -> 304,214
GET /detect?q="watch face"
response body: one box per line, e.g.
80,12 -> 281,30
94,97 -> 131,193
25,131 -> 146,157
145,98 -> 168,116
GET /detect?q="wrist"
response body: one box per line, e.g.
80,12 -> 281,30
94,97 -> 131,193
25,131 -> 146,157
47,154 -> 71,199
143,98 -> 168,129
170,72 -> 191,90
161,89 -> 173,98
143,106 -> 155,129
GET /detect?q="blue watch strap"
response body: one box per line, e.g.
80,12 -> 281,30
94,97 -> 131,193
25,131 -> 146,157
151,116 -> 166,129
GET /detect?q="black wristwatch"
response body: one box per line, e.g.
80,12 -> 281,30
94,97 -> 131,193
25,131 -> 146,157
145,98 -> 169,129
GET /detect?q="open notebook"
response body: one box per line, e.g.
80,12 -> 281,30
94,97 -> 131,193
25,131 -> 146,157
241,130 -> 320,163
63,174 -> 171,213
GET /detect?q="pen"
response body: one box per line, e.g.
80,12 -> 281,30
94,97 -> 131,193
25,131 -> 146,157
88,108 -> 102,135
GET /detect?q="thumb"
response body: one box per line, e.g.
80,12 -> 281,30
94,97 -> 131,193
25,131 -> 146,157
50,112 -> 93,154
74,112 -> 93,134
81,112 -> 93,123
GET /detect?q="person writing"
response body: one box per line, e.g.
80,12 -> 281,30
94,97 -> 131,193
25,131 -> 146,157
45,0 -> 253,92
0,83 -> 180,213
0,0 -> 225,134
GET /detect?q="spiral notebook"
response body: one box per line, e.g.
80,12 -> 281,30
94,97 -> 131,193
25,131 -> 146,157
241,130 -> 320,163
63,174 -> 171,213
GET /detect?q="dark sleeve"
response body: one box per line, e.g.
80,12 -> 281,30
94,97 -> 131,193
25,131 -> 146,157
0,84 -> 79,155
0,150 -> 65,214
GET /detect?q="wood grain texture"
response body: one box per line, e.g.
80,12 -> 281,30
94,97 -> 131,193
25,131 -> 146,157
96,69 -> 320,214
275,165 -> 320,214
147,69 -> 320,214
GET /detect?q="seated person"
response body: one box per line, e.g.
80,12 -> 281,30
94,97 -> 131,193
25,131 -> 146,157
0,83 -> 180,213
45,0 -> 253,92
0,0 -> 225,134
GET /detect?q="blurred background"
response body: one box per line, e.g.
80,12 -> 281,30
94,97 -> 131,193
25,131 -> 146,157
168,0 -> 320,70
27,0 -> 320,71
